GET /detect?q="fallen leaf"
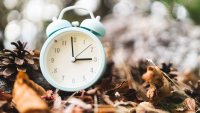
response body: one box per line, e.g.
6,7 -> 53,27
12,71 -> 49,113
142,66 -> 172,101
136,102 -> 169,113
67,98 -> 92,110
183,98 -> 196,112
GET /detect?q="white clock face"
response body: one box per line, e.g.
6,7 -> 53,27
44,30 -> 104,90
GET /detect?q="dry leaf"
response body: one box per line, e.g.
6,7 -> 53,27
67,98 -> 92,110
101,94 -> 114,106
26,78 -> 46,96
53,94 -> 62,109
71,106 -> 84,113
12,72 -> 49,113
51,92 -> 66,113
86,87 -> 99,95
142,66 -> 172,101
183,98 -> 196,113
41,90 -> 55,100
136,102 -> 169,113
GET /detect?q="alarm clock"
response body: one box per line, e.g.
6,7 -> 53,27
40,6 -> 106,92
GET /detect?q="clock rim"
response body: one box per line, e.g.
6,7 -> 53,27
40,27 -> 106,92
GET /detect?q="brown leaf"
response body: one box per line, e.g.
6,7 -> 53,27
28,79 -> 46,96
136,102 -> 169,113
71,106 -> 84,113
121,62 -> 148,101
86,87 -> 99,95
41,90 -> 54,100
12,71 -> 49,113
183,98 -> 196,112
146,85 -> 157,100
101,94 -> 114,106
0,100 -> 7,108
142,66 -> 172,101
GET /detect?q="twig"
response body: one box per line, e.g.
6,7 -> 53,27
64,91 -> 78,104
94,95 -> 98,113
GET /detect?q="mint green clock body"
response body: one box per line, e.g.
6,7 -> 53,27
40,6 -> 106,92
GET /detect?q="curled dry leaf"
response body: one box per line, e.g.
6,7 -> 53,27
71,106 -> 84,113
174,98 -> 196,113
115,101 -> 137,113
67,98 -> 92,110
136,102 -> 169,113
12,72 -> 49,113
101,94 -> 114,106
86,87 -> 99,95
51,93 -> 65,113
142,66 -> 172,101
41,90 -> 56,107
41,90 -> 55,100
183,98 -> 196,112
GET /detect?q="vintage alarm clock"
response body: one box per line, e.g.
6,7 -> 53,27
40,6 -> 106,91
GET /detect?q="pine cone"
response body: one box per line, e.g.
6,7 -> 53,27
0,41 -> 39,79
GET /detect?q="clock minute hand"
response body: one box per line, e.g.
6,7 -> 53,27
75,44 -> 92,58
71,37 -> 74,57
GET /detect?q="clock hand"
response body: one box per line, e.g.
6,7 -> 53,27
75,44 -> 92,58
71,37 -> 74,57
76,58 -> 92,61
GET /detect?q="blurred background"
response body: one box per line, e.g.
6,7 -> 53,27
0,0 -> 200,72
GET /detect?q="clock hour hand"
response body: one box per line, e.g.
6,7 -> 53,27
76,58 -> 92,61
71,37 -> 74,57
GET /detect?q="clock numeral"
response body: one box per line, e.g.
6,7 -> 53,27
62,40 -> 67,46
50,58 -> 54,63
90,67 -> 93,72
91,47 -> 93,52
54,68 -> 57,73
83,75 -> 86,81
62,75 -> 64,81
55,48 -> 60,53
94,57 -> 97,62
72,78 -> 75,83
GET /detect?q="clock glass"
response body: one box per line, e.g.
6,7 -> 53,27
44,30 -> 103,90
